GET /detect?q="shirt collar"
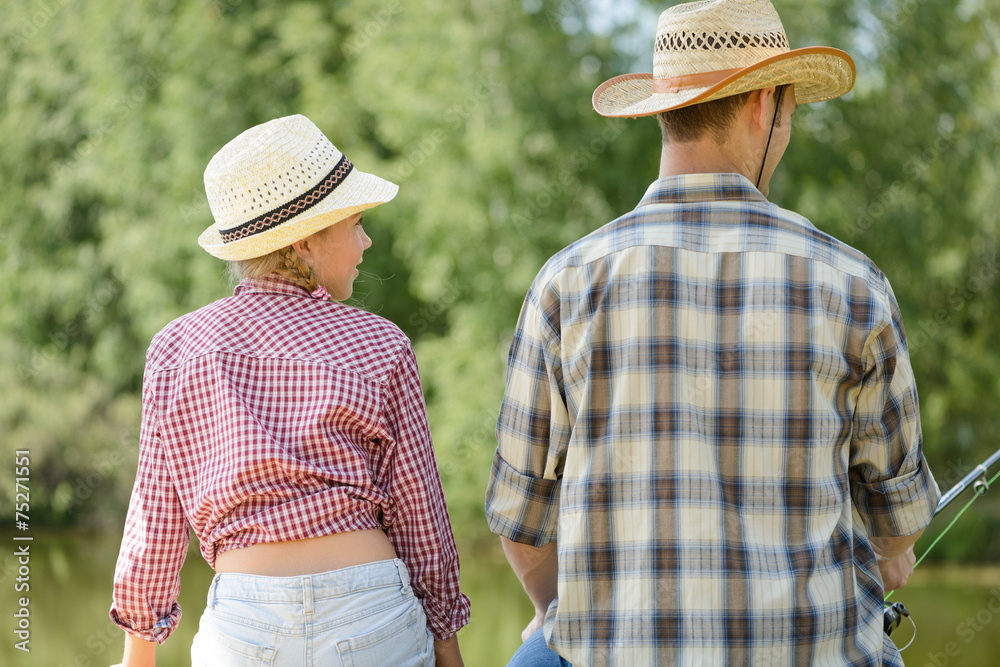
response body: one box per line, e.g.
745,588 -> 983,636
233,275 -> 332,301
636,173 -> 769,208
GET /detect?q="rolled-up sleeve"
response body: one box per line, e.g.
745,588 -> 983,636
110,381 -> 190,643
486,289 -> 567,547
381,342 -> 470,641
849,288 -> 940,537
486,452 -> 561,545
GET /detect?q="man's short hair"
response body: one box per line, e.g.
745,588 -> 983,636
657,91 -> 752,144
658,85 -> 788,144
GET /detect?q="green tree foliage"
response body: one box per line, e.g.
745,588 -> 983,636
1,0 -> 998,562
776,0 -> 1000,560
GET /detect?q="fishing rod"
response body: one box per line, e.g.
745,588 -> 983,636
933,448 -> 1000,516
883,446 -> 1000,641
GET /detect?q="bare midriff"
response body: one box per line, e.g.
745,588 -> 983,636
214,529 -> 397,576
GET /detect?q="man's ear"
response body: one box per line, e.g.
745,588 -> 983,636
748,86 -> 777,133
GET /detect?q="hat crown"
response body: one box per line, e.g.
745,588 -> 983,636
591,0 -> 854,117
204,115 -> 348,236
198,114 -> 398,261
653,0 -> 790,80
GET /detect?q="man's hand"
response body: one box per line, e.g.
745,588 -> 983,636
877,545 -> 917,592
501,537 -> 558,643
870,529 -> 924,593
521,610 -> 546,642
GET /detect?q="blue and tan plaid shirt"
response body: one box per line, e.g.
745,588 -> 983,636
486,173 -> 940,666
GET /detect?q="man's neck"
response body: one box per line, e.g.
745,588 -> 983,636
658,136 -> 756,184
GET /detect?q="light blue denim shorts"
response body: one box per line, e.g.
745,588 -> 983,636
191,558 -> 435,666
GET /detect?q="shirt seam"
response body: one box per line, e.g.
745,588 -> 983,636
145,347 -> 400,386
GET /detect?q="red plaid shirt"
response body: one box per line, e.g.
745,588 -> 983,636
110,276 -> 470,643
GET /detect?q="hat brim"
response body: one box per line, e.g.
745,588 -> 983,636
593,46 -> 855,118
198,168 -> 398,261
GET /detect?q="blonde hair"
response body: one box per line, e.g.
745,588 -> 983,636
227,245 -> 318,292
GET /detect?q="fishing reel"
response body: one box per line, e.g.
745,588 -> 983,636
883,601 -> 909,636
884,601 -> 917,652
880,449 -> 999,651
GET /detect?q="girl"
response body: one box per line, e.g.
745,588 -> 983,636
110,115 -> 469,666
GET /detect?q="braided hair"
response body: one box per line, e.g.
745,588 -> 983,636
227,245 -> 318,293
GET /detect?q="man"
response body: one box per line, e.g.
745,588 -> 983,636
485,1 -> 940,665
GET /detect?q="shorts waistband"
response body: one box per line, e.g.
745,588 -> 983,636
209,558 -> 410,606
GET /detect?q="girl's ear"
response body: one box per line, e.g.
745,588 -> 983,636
291,238 -> 313,268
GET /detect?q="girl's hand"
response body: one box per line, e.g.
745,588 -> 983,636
120,632 -> 156,667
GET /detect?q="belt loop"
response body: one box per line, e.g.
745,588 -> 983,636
395,559 -> 411,592
208,574 -> 220,610
302,575 -> 314,616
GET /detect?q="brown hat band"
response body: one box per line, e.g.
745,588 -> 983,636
219,154 -> 354,244
652,68 -> 742,94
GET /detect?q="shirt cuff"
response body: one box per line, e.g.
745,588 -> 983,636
854,457 -> 941,537
485,452 -> 560,547
109,602 -> 182,645
422,591 -> 471,641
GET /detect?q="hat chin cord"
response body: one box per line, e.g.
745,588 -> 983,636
755,85 -> 785,191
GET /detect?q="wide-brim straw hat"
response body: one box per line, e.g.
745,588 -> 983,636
199,114 -> 398,260
593,0 -> 856,118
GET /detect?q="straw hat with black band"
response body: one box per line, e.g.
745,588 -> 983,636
199,114 -> 398,261
592,0 -> 856,118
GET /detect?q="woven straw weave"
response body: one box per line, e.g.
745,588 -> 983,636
593,0 -> 855,117
199,115 -> 397,260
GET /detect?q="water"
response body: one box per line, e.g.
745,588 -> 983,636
0,532 -> 997,666
0,532 -> 530,667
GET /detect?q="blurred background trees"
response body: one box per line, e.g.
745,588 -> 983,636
1,0 -> 998,561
